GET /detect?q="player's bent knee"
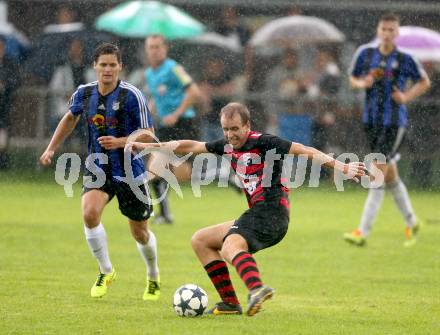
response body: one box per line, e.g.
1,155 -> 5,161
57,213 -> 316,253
221,234 -> 248,261
220,245 -> 240,263
82,208 -> 102,227
191,231 -> 206,252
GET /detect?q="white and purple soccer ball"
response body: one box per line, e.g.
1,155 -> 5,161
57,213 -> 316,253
173,284 -> 208,317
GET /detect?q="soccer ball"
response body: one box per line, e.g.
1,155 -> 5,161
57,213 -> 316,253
173,284 -> 208,317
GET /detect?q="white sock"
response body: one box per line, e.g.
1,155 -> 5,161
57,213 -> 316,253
387,178 -> 416,227
136,230 -> 159,281
358,187 -> 385,236
84,223 -> 113,274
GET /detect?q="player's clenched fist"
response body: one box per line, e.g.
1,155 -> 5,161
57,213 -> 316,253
40,149 -> 54,166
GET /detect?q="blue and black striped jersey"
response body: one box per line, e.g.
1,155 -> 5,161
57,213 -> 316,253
68,80 -> 153,180
350,44 -> 426,127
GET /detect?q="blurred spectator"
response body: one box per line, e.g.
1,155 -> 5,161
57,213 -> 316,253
215,7 -> 251,48
198,57 -> 235,141
215,6 -> 253,116
302,49 -> 341,99
25,4 -> 85,85
214,7 -> 266,132
127,46 -> 150,95
0,37 -> 20,168
197,57 -> 239,188
287,4 -> 303,16
48,38 -> 93,130
264,48 -> 303,134
301,49 -> 341,152
43,4 -> 83,33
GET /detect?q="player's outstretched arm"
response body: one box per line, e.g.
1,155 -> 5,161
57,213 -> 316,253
127,140 -> 208,156
98,127 -> 155,150
289,142 -> 367,181
40,111 -> 80,166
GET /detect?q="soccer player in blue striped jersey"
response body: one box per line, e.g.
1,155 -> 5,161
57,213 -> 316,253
344,14 -> 431,247
40,43 -> 161,299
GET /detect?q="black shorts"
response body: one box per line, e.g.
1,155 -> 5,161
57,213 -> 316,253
83,177 -> 153,221
224,202 -> 290,254
156,117 -> 198,141
364,125 -> 406,161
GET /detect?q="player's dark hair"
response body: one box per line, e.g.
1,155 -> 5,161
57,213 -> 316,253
220,102 -> 250,125
379,13 -> 400,24
93,43 -> 122,64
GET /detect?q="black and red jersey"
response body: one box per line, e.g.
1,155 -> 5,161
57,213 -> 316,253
205,131 -> 292,210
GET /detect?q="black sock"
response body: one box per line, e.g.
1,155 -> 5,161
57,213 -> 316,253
204,260 -> 240,305
151,178 -> 171,217
232,252 -> 263,291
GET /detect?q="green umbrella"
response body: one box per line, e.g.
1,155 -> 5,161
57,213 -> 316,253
95,0 -> 205,39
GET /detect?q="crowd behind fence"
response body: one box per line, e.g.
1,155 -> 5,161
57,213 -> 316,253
6,83 -> 440,187
1,3 -> 439,188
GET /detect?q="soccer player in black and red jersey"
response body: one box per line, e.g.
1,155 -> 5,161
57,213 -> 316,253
128,102 -> 366,316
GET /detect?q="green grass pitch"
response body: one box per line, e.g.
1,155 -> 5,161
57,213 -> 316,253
1,175 -> 439,334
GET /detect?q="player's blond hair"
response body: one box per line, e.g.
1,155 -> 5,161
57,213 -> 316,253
220,102 -> 250,125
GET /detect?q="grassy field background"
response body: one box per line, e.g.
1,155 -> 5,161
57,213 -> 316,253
1,172 -> 439,335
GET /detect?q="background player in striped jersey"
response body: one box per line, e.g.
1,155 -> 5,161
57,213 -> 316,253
40,43 -> 161,300
128,102 -> 366,316
344,13 -> 431,247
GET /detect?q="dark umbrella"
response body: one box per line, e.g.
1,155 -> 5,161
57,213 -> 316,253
26,29 -> 113,83
181,32 -> 245,79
